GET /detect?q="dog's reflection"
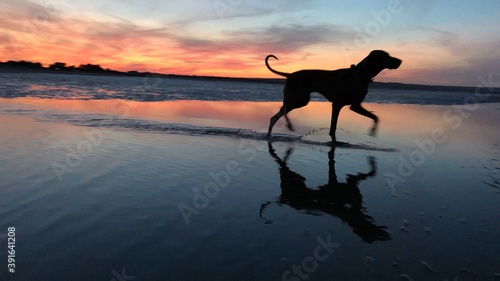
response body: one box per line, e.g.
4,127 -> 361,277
262,142 -> 390,243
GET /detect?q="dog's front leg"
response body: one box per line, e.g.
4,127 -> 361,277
350,104 -> 379,136
329,104 -> 343,143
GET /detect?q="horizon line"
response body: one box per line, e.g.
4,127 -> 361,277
1,59 -> 496,91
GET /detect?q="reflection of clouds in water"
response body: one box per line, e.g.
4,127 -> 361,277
2,97 -> 499,155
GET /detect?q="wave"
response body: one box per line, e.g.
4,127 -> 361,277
1,73 -> 500,105
34,111 -> 397,152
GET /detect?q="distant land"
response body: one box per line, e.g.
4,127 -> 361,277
1,60 -> 498,94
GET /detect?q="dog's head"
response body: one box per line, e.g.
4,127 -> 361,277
359,50 -> 402,70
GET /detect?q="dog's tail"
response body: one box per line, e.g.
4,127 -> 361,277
265,55 -> 290,77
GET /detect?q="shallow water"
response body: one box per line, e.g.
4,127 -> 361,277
1,94 -> 499,280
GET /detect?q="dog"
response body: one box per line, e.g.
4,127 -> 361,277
265,50 -> 402,143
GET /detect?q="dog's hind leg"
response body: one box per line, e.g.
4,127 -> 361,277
283,105 -> 295,131
329,103 -> 344,143
267,105 -> 295,138
267,106 -> 284,138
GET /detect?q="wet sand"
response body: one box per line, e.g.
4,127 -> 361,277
0,98 -> 499,281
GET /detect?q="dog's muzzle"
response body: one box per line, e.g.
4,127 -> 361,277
388,57 -> 402,69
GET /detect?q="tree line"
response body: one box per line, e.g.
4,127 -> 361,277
0,60 -> 108,73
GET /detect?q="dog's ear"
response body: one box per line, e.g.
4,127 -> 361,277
371,50 -> 388,57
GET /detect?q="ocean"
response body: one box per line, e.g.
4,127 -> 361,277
2,72 -> 499,104
1,72 -> 499,281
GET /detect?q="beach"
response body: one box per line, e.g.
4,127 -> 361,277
0,75 -> 499,281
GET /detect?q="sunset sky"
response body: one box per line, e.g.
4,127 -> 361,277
1,0 -> 499,86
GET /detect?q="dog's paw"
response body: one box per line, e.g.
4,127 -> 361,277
368,156 -> 376,167
326,141 -> 338,147
369,125 -> 378,137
